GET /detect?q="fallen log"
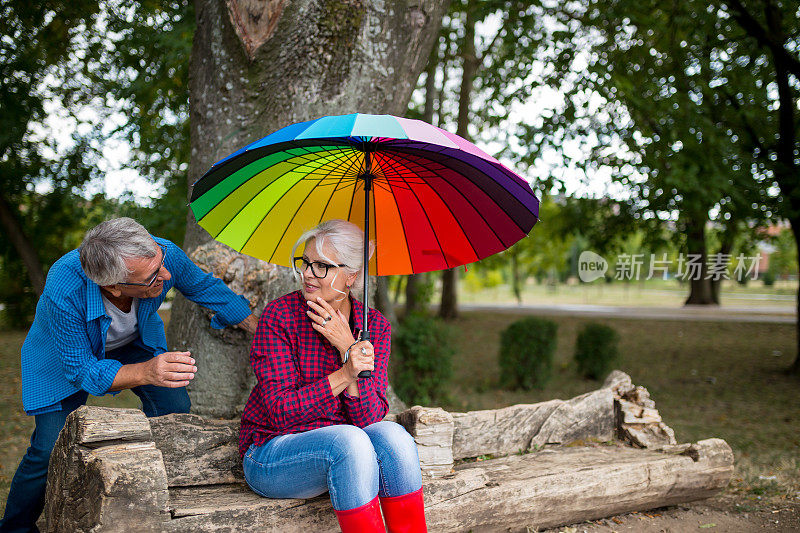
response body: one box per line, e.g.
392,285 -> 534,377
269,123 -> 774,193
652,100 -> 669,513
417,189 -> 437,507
43,371 -> 733,532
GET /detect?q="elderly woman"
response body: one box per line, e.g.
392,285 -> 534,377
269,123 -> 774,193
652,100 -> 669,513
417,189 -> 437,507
239,219 -> 427,532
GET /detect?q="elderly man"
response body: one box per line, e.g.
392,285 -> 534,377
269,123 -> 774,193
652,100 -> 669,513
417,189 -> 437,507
0,217 -> 258,532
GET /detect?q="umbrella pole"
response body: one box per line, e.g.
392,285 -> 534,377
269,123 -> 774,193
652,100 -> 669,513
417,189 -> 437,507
358,165 -> 373,378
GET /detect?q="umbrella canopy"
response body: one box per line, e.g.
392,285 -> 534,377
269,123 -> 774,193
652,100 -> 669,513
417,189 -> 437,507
189,113 -> 540,277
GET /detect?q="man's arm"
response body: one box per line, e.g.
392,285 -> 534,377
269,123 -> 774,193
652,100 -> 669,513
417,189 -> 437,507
236,313 -> 259,335
162,239 -> 253,329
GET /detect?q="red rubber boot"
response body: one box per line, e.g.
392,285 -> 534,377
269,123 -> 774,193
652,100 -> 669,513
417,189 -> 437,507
379,487 -> 428,533
334,496 -> 385,532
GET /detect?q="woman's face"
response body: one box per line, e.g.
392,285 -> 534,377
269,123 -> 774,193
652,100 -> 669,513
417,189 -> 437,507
299,238 -> 358,304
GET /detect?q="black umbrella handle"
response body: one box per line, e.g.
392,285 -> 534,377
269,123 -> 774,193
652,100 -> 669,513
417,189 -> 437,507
357,329 -> 371,378
359,166 -> 373,380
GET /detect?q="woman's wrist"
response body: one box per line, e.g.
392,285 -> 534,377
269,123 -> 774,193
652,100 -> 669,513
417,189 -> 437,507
340,340 -> 358,363
338,365 -> 358,384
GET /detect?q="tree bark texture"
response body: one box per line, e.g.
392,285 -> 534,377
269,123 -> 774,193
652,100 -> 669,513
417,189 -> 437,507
168,0 -> 450,417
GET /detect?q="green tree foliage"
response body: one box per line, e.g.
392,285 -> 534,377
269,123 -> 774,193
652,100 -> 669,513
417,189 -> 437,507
508,0 -> 793,305
1,1 -> 103,318
86,0 -> 194,244
1,1 -> 194,320
765,227 -> 798,281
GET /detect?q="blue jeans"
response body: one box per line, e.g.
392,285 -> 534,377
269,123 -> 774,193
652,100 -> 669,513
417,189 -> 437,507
243,421 -> 422,511
0,343 -> 191,533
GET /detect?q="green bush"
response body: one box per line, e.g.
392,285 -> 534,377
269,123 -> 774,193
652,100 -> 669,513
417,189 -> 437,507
391,313 -> 454,406
574,322 -> 619,380
498,317 -> 557,390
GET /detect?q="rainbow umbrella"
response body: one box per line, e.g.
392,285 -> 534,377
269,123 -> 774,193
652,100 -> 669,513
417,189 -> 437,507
190,113 -> 539,372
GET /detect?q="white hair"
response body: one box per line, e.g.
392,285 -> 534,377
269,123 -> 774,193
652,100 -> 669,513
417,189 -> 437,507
80,217 -> 157,286
290,219 -> 375,299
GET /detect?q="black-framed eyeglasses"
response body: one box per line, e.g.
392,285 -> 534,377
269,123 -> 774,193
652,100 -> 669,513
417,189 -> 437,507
118,244 -> 166,287
293,256 -> 346,279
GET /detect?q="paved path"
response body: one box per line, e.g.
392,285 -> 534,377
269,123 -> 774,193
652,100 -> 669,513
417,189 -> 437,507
459,302 -> 797,323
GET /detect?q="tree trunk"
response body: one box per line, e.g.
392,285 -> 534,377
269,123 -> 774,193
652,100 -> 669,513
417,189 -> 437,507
404,43 -> 439,318
763,4 -> 800,375
0,191 -> 45,296
439,2 -> 477,320
682,216 -> 715,306
405,274 -> 421,315
167,0 -> 450,417
789,218 -> 800,376
710,232 -> 735,305
511,251 -> 521,304
375,277 -> 397,327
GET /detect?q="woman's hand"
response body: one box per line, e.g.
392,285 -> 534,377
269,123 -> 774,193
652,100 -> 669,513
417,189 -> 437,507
306,297 -> 355,354
342,340 -> 374,381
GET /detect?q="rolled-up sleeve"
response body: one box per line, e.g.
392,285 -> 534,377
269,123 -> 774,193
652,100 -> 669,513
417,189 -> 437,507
342,320 -> 390,427
166,240 -> 252,329
47,297 -> 122,396
252,308 -> 339,431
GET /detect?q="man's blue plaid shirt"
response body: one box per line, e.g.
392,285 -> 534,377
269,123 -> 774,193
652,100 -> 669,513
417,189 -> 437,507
20,236 -> 252,415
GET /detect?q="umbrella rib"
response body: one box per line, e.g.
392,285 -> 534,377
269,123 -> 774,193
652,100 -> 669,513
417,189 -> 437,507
381,146 -> 532,242
379,151 -> 485,261
263,147 -> 362,263
199,145 -> 339,233
393,163 -> 451,270
317,148 -> 363,228
195,141 -> 346,203
382,162 -> 414,274
247,144 -> 362,259
383,140 -> 536,207
219,148 -> 354,246
383,149 -> 512,251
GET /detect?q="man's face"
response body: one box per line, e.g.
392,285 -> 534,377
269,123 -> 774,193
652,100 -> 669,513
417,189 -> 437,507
116,244 -> 172,299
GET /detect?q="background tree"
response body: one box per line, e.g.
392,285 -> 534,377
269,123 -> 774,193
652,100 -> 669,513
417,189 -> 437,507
0,2 -> 102,310
514,0 -> 799,370
414,0 -> 544,319
512,0 -> 779,307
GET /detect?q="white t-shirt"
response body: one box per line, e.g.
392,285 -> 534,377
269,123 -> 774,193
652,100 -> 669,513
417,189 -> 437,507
101,295 -> 139,351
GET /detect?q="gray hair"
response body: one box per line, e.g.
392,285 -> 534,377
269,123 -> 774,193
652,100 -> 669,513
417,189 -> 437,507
80,217 -> 158,286
290,219 -> 375,298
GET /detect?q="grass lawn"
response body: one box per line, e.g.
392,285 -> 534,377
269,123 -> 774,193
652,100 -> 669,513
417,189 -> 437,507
0,310 -> 798,516
458,278 -> 798,309
439,311 -> 800,506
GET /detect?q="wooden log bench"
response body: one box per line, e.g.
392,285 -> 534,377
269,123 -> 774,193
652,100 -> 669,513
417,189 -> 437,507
41,371 -> 734,532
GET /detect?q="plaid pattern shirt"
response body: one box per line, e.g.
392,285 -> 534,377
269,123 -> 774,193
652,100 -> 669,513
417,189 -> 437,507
239,290 -> 390,458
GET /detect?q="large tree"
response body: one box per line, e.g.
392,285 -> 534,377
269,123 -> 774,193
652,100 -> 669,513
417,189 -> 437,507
165,0 -> 450,417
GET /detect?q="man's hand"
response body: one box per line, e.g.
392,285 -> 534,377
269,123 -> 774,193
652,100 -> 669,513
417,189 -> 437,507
236,313 -> 259,335
109,351 -> 197,391
139,351 -> 197,388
